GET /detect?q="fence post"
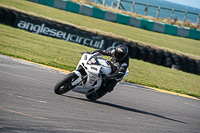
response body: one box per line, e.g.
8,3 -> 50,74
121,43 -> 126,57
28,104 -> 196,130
131,2 -> 135,13
103,0 -> 106,6
144,4 -> 148,16
183,11 -> 187,22
196,13 -> 200,25
116,0 -> 121,10
156,6 -> 160,19
111,2 -> 114,8
170,9 -> 174,19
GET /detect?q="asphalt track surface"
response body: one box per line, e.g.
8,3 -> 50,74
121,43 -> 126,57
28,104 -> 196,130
0,55 -> 200,133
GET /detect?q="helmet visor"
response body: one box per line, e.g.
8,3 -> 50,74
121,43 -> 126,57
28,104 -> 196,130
115,51 -> 126,60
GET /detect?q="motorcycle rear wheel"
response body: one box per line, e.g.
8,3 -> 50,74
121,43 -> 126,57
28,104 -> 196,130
86,87 -> 107,101
54,73 -> 78,95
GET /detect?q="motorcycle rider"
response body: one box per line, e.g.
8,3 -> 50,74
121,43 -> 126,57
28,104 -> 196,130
90,44 -> 129,93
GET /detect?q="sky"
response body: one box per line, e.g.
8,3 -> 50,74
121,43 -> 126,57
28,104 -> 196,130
165,0 -> 200,9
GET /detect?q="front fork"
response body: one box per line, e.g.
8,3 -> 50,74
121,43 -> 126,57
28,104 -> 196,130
71,71 -> 82,86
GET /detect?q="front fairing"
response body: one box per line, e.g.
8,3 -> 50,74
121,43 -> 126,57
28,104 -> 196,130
77,52 -> 111,75
73,52 -> 112,94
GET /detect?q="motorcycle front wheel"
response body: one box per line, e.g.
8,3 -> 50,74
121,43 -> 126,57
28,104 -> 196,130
54,72 -> 78,95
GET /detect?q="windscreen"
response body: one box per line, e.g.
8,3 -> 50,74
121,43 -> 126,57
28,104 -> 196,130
87,52 -> 104,65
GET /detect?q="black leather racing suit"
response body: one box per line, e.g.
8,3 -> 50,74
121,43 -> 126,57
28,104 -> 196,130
92,49 -> 129,92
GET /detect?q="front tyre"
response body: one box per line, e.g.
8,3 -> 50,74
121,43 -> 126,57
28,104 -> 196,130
54,73 -> 78,95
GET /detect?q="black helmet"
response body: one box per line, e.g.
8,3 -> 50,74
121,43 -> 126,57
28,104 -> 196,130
114,45 -> 128,61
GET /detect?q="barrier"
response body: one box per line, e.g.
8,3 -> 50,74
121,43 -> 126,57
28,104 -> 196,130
146,48 -> 156,63
0,6 -> 199,75
154,50 -> 163,65
65,1 -> 80,13
104,11 -> 117,22
164,24 -> 178,36
140,19 -> 154,31
117,14 -> 130,25
38,0 -> 54,7
79,5 -> 93,17
189,29 -> 200,40
129,17 -> 142,28
153,22 -> 165,33
92,7 -> 105,19
177,27 -> 190,38
54,0 -> 66,10
162,52 -> 172,67
28,0 -> 200,40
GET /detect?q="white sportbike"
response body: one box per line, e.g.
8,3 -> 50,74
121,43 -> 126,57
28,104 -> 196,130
54,52 -> 129,100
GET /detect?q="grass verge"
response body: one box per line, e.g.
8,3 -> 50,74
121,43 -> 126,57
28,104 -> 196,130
0,24 -> 200,98
0,0 -> 200,58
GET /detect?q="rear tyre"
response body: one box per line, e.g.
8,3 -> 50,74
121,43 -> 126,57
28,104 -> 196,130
54,73 -> 78,95
86,87 -> 107,101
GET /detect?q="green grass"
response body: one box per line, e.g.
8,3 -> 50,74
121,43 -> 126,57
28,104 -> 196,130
0,0 -> 200,58
0,24 -> 92,71
0,24 -> 200,98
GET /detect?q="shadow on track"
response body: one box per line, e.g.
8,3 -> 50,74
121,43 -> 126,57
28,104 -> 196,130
63,95 -> 187,124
